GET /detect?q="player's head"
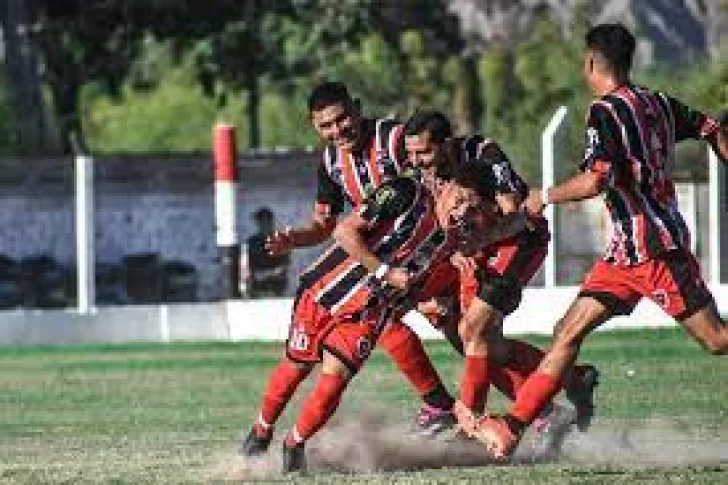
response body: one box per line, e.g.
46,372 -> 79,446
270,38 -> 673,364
584,23 -> 635,92
308,81 -> 363,151
403,110 -> 453,177
253,206 -> 275,233
435,162 -> 496,230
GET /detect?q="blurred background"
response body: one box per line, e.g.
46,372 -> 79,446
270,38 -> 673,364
0,0 -> 726,308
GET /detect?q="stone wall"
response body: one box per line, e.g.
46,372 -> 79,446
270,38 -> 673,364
0,153 -> 322,301
0,153 -> 724,305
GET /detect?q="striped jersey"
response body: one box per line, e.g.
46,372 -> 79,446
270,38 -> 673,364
580,84 -> 722,266
316,118 -> 405,217
458,135 -> 529,200
299,177 -> 454,316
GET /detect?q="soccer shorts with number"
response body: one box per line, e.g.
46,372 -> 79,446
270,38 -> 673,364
579,247 -> 713,320
286,287 -> 386,373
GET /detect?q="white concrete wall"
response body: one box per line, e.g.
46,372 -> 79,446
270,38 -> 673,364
2,286 -> 726,346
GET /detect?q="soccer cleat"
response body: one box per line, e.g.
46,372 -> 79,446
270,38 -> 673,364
565,364 -> 599,432
282,440 -> 306,473
531,402 -> 575,460
472,415 -> 520,460
411,403 -> 457,437
239,426 -> 272,457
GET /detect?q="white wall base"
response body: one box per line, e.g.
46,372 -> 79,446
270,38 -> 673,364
226,285 -> 728,341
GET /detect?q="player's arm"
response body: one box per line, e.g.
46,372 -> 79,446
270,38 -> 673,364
266,163 -> 344,255
459,206 -> 530,254
333,179 -> 414,290
525,103 -> 614,214
477,139 -> 527,213
668,96 -> 728,163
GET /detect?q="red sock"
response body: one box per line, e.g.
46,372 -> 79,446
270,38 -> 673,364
460,355 -> 489,413
378,322 -> 444,397
256,359 -> 310,435
489,339 -> 545,400
509,372 -> 562,424
285,372 -> 348,445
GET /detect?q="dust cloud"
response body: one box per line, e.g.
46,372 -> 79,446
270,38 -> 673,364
209,411 -> 728,480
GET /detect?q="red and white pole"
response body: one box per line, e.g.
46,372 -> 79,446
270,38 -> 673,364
213,123 -> 241,299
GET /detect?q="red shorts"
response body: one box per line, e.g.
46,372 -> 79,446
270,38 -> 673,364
485,217 -> 550,285
415,221 -> 550,324
579,248 -> 713,320
286,288 -> 387,373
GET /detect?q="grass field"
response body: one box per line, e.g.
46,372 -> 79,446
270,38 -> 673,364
0,327 -> 727,484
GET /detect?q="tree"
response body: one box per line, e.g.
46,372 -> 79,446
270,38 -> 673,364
28,0 -> 147,154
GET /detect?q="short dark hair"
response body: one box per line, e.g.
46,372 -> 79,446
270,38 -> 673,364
451,161 -> 496,201
308,81 -> 353,112
403,110 -> 452,144
253,207 -> 274,224
585,23 -> 636,79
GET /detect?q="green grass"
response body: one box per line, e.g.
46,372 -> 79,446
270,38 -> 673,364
0,327 -> 726,483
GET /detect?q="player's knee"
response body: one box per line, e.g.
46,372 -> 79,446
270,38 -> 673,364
458,314 -> 485,343
701,336 -> 728,355
552,319 -> 587,350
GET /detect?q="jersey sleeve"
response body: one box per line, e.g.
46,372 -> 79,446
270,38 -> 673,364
579,102 -> 622,183
315,161 -> 346,218
480,141 -> 527,196
357,177 -> 416,224
665,94 -> 721,145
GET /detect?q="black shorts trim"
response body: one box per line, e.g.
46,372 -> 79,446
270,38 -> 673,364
577,290 -> 634,316
674,294 -> 714,321
662,249 -> 714,321
321,344 -> 359,375
476,271 -> 522,316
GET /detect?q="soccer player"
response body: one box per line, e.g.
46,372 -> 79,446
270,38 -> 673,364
241,163 -> 504,473
473,23 -> 728,460
258,82 -> 456,437
402,111 -> 599,440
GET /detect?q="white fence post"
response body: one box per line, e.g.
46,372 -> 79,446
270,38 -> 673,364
75,154 -> 95,314
708,146 -> 721,287
541,106 -> 568,288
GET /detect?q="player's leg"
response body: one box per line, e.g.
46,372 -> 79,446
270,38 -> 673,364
453,287 -> 505,435
240,289 -> 323,457
241,357 -> 313,456
681,301 -> 728,354
475,295 -> 613,459
281,315 -> 381,473
281,351 -> 353,473
648,249 -> 728,354
395,261 -> 461,436
484,226 -> 600,429
378,319 -> 455,435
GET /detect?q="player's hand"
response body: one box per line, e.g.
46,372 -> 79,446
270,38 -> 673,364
450,251 -> 477,274
417,296 -> 454,318
524,188 -> 546,216
265,227 -> 295,256
383,266 -> 411,290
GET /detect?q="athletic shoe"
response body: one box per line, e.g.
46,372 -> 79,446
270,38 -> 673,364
472,415 -> 520,460
565,364 -> 599,431
282,440 -> 306,473
530,402 -> 574,460
239,426 -> 272,457
411,403 -> 457,437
